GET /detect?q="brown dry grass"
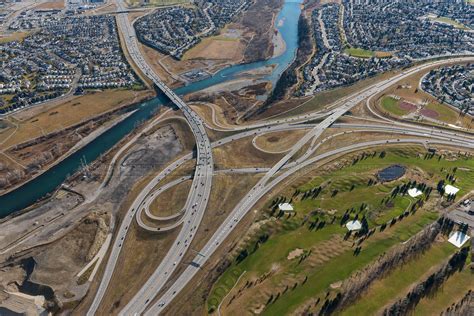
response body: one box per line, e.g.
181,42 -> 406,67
314,129 -> 429,156
265,70 -> 400,120
94,220 -> 179,315
0,31 -> 32,43
139,44 -> 182,88
165,117 -> 196,151
34,0 -> 65,10
0,89 -> 152,150
254,129 -> 308,153
148,179 -> 191,217
184,37 -> 245,61
213,135 -> 283,169
154,173 -> 262,314
78,160 -> 183,315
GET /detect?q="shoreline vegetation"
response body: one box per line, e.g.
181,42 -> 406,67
258,12 -> 312,114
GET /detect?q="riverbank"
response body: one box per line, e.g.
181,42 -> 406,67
0,0 -> 302,216
0,108 -> 140,198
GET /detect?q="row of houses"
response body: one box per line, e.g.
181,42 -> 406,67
0,13 -> 138,115
422,64 -> 473,115
298,1 -> 473,96
343,0 -> 473,59
134,0 -> 251,59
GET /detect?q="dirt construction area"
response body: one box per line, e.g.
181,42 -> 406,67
0,117 -> 188,313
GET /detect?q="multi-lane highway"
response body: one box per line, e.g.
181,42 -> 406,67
143,56 -> 474,314
87,1 -> 214,314
86,2 -> 474,313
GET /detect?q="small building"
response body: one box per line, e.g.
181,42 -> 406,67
346,220 -> 362,231
278,203 -> 294,212
448,231 -> 470,248
408,188 -> 423,198
445,184 -> 460,195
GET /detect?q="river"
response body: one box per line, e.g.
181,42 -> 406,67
0,0 -> 303,217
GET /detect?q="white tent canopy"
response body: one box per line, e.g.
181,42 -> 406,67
408,188 -> 423,198
444,184 -> 459,195
448,231 -> 470,248
278,203 -> 294,212
346,220 -> 362,231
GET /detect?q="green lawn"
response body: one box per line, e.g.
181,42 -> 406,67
207,146 -> 474,314
262,211 -> 440,315
340,242 -> 457,315
380,96 -> 409,116
344,47 -> 375,58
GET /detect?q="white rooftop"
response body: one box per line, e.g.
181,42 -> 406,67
346,220 -> 362,231
448,231 -> 470,248
444,184 -> 459,195
408,188 -> 423,198
278,203 -> 294,212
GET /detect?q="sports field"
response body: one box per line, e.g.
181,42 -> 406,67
380,96 -> 414,116
422,103 -> 459,124
344,47 -> 374,58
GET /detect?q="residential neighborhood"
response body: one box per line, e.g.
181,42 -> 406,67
422,63 -> 473,115
0,13 -> 139,115
344,0 -> 473,59
134,0 -> 251,59
298,0 -> 474,96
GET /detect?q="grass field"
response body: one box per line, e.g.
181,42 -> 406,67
183,36 -> 244,61
126,0 -> 188,7
0,32 -> 31,43
344,47 -> 393,59
0,89 -> 152,150
424,102 -> 459,124
344,47 -> 375,58
340,242 -> 457,315
380,96 -> 409,116
280,69 -> 397,118
431,16 -> 469,30
254,129 -> 308,153
413,258 -> 473,315
148,179 -> 191,217
206,146 -> 474,314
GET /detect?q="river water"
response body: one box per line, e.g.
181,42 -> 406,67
0,0 -> 303,216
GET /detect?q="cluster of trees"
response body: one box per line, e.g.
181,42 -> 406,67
423,150 -> 437,160
391,180 -> 432,198
436,179 -> 456,202
445,169 -> 457,183
269,196 -> 290,216
383,247 -> 469,315
265,275 -> 309,306
236,232 -> 270,264
305,216 -> 327,231
352,151 -> 380,165
300,186 -> 323,200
